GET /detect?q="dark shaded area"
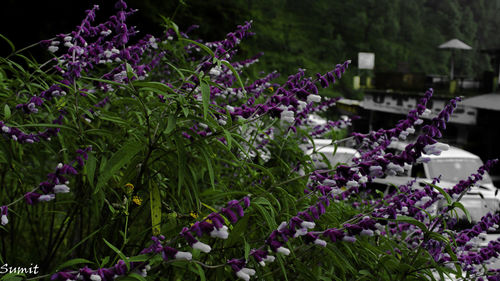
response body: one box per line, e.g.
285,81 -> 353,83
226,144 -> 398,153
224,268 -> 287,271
2,0 -> 500,78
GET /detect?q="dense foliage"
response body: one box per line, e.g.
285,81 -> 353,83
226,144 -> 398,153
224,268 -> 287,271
1,1 -> 500,281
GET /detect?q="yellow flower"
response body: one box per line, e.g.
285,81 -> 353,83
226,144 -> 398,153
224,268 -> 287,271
190,212 -> 199,219
132,196 -> 142,206
268,86 -> 274,92
124,183 -> 134,194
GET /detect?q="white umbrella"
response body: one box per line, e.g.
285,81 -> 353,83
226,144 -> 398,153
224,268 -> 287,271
438,39 -> 472,80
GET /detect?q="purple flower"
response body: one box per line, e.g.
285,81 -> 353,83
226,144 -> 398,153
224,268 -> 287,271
1,206 -> 8,226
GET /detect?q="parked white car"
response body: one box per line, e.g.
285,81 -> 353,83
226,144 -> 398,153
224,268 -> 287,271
373,142 -> 500,224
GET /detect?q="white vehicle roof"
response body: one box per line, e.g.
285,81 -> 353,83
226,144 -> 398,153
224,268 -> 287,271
387,141 -> 480,159
426,146 -> 479,159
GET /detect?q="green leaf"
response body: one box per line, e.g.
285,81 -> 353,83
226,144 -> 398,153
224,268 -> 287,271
427,182 -> 452,205
103,238 -> 128,268
252,200 -> 277,229
451,201 -> 472,223
220,60 -> 246,91
159,15 -> 180,38
0,33 -> 15,53
179,38 -> 215,58
175,136 -> 187,196
56,258 -> 94,271
132,81 -> 177,95
223,129 -> 232,150
200,79 -> 210,120
99,114 -> 130,126
86,153 -> 97,188
193,262 -> 206,281
126,63 -> 136,80
13,123 -> 78,133
0,274 -> 24,281
150,182 -> 162,236
127,273 -> 147,281
164,113 -> 177,135
126,254 -> 150,263
3,104 -> 11,119
96,140 -> 143,193
165,61 -> 185,80
390,215 -> 428,233
199,147 -> 215,189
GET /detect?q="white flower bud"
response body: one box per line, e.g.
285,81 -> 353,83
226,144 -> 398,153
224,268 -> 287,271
277,246 -> 290,255
174,251 -> 192,260
192,241 -> 211,253
240,268 -> 256,276
314,239 -> 327,247
38,194 -> 55,202
360,229 -> 374,236
48,46 -> 59,53
300,221 -> 315,229
236,270 -> 250,281
307,94 -> 321,103
1,215 -> 8,226
54,184 -> 70,194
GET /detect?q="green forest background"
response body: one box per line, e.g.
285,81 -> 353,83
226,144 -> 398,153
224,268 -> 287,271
2,0 -> 500,98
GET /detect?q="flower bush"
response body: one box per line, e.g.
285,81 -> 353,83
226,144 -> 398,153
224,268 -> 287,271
0,1 -> 499,280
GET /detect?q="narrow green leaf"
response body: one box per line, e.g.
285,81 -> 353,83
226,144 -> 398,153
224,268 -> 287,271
427,182 -> 452,205
132,81 -> 177,95
165,113 -> 176,135
220,60 -> 245,91
0,33 -> 15,53
126,254 -> 150,263
180,38 -> 215,57
0,274 -> 24,281
200,79 -> 210,120
86,153 -> 97,188
150,182 -> 162,236
56,258 -> 94,271
159,15 -> 180,38
96,140 -> 143,192
252,202 -> 277,229
3,104 -> 11,119
165,62 -> 185,80
98,115 -> 130,126
103,238 -> 128,266
175,136 -> 186,196
199,147 -> 215,189
63,229 -> 101,258
127,273 -> 147,281
451,201 -> 472,223
193,263 -> 206,281
390,215 -> 428,233
13,123 -> 78,133
223,129 -> 232,150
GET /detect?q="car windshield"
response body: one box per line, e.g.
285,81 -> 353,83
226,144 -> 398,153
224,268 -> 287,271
426,158 -> 492,184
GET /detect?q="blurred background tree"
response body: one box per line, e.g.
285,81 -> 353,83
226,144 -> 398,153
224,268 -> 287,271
2,0 -> 500,98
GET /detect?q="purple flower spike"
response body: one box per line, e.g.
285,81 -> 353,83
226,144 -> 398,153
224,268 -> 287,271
24,192 -> 41,205
243,196 -> 251,208
222,207 -> 238,223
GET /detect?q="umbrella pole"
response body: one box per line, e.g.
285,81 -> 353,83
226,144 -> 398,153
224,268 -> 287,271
450,51 -> 454,81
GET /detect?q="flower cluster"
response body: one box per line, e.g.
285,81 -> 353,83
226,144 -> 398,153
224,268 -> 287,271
25,147 -> 91,205
0,112 -> 65,143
